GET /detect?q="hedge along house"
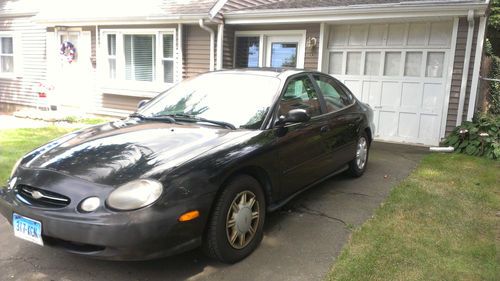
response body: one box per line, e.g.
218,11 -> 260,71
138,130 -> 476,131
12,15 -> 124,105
32,0 -> 221,116
216,0 -> 490,146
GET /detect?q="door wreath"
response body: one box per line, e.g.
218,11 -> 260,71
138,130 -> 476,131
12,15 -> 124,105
60,41 -> 77,63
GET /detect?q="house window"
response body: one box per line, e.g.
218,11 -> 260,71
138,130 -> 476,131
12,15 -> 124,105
235,36 -> 259,68
124,34 -> 155,82
162,34 -> 174,83
1,37 -> 14,73
103,29 -> 176,85
107,34 -> 116,79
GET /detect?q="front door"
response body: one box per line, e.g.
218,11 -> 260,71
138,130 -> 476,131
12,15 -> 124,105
52,30 -> 93,110
265,35 -> 305,68
275,75 -> 331,198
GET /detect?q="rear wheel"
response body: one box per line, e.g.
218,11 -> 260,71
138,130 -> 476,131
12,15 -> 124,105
203,175 -> 265,263
348,132 -> 369,177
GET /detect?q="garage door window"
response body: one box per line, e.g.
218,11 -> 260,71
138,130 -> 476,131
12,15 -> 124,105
404,52 -> 423,77
384,52 -> 401,76
365,52 -> 381,76
346,52 -> 361,75
426,52 -> 445,78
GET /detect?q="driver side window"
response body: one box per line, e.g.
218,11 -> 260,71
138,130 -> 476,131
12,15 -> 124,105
279,76 -> 321,117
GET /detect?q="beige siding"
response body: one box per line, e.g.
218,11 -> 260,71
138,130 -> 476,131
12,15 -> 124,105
446,17 -> 480,135
223,25 -> 235,68
0,16 -> 46,109
224,23 -> 320,70
183,25 -> 211,78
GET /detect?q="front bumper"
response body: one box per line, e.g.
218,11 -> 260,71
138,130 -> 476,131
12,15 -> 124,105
0,174 -> 215,261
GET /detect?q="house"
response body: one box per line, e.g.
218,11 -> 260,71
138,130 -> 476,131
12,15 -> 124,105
0,0 -> 490,146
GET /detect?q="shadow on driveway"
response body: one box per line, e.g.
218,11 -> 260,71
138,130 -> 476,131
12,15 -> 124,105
0,142 -> 428,281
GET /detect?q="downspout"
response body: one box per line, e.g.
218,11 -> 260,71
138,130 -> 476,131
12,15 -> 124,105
199,19 -> 215,71
456,10 -> 475,126
216,23 -> 224,70
466,16 -> 487,121
177,23 -> 183,81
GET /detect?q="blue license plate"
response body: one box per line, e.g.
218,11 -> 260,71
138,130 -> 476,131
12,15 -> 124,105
13,213 -> 43,246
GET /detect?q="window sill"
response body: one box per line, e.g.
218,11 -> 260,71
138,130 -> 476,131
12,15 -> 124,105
100,80 -> 173,98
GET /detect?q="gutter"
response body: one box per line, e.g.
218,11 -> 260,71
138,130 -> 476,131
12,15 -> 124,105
199,19 -> 215,72
457,10 -> 475,126
466,16 -> 488,120
34,14 -> 209,26
177,23 -> 184,82
216,23 -> 224,70
223,3 -> 488,24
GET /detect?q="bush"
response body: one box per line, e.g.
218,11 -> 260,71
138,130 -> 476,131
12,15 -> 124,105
443,113 -> 500,160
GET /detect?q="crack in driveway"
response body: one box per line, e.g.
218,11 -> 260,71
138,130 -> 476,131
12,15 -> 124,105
289,204 -> 348,226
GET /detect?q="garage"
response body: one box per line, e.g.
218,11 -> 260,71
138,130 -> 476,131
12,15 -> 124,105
325,21 -> 453,146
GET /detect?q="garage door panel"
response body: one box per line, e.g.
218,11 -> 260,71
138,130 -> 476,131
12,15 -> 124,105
398,113 -> 419,139
401,82 -> 422,108
343,80 -> 362,100
381,81 -> 401,107
429,22 -> 452,46
378,111 -> 398,137
363,81 -> 381,105
387,23 -> 406,46
419,114 -> 440,142
422,83 -> 443,111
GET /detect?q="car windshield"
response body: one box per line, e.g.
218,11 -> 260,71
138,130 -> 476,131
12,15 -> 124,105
138,73 -> 281,129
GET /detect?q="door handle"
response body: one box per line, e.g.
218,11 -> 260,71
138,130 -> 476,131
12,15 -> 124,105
320,126 -> 330,133
374,106 -> 382,109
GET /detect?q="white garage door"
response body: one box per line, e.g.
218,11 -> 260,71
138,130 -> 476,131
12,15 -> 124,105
325,21 -> 453,145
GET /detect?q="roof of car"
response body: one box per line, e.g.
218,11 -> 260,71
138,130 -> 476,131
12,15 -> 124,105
209,68 -> 308,79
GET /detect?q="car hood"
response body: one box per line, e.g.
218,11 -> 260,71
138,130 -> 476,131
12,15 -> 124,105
21,119 -> 252,186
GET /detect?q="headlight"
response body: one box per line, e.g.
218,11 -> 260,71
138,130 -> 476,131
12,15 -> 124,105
106,179 -> 163,211
10,158 -> 22,179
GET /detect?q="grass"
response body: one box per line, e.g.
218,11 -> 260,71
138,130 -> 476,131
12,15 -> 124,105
327,154 -> 500,281
0,127 -> 76,184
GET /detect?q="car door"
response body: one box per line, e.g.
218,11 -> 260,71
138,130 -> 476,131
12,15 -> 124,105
312,74 -> 360,170
274,75 -> 332,198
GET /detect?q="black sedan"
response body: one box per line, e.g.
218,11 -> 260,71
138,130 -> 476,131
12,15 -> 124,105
0,69 -> 374,263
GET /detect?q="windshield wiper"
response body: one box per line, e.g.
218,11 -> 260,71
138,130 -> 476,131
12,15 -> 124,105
168,113 -> 236,130
129,113 -> 176,123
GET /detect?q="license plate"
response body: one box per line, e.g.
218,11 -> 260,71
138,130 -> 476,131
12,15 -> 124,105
12,213 -> 44,246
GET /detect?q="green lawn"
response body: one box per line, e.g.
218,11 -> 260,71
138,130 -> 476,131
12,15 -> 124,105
327,154 -> 500,281
0,127 -> 76,184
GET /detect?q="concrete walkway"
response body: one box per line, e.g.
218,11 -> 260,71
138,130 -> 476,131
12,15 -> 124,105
0,142 -> 427,281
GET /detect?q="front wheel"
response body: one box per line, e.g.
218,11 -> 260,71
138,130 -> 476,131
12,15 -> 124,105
348,132 -> 370,177
203,175 -> 266,263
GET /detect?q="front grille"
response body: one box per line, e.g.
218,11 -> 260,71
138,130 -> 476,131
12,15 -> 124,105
16,185 -> 70,208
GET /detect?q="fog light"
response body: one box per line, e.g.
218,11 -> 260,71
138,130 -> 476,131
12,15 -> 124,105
80,197 -> 101,212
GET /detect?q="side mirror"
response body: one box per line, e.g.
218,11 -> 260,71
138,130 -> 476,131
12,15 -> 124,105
137,99 -> 150,109
277,109 -> 310,125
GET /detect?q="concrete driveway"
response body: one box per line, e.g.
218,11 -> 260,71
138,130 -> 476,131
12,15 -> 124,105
0,142 -> 427,281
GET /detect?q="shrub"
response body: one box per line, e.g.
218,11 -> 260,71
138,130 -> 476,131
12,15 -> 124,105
443,113 -> 500,160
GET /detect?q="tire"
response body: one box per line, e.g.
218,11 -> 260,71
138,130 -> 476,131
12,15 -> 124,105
203,175 -> 266,263
348,132 -> 370,177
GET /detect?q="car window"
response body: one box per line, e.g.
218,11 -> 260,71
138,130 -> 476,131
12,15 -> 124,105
313,75 -> 352,112
279,76 -> 321,117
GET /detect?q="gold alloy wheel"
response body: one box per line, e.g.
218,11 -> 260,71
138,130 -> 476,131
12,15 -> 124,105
225,190 -> 260,249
